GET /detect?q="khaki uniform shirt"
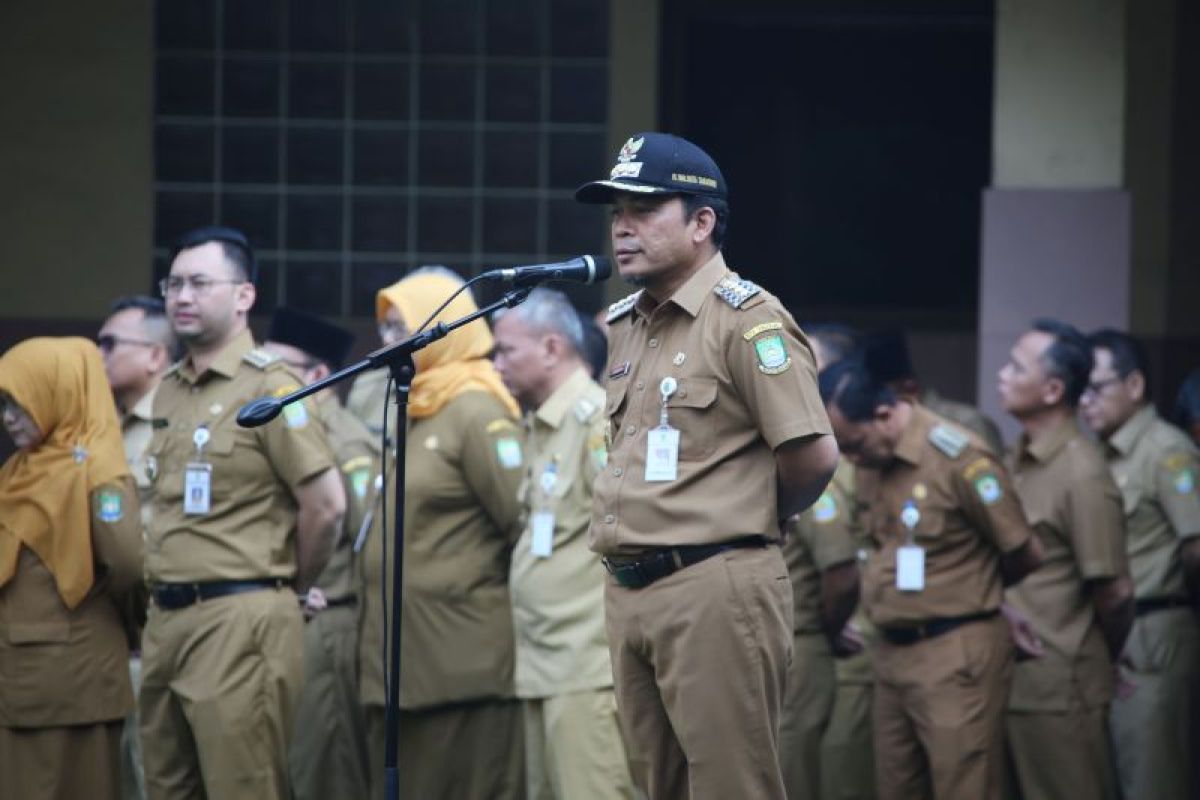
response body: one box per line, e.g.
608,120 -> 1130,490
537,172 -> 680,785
784,459 -> 858,635
512,368 -> 611,698
1006,417 -> 1128,711
1104,404 -> 1200,599
347,368 -> 393,439
591,253 -> 830,554
145,330 -> 335,583
316,397 -> 380,602
862,406 -> 1033,628
0,479 -> 142,726
123,385 -> 158,530
922,388 -> 1005,456
398,391 -> 525,710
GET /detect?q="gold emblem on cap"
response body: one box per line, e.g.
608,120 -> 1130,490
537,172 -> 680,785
617,136 -> 644,163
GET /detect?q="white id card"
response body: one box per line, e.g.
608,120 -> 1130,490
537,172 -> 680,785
184,462 -> 212,515
896,545 -> 925,591
644,426 -> 680,482
530,511 -> 555,558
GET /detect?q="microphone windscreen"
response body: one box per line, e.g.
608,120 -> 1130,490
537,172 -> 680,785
237,396 -> 283,428
590,256 -> 613,282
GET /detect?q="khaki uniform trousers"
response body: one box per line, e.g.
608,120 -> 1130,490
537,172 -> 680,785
523,688 -> 637,800
1109,608 -> 1200,800
820,676 -> 877,800
397,699 -> 524,800
873,615 -> 1011,800
121,655 -> 147,800
364,703 -> 385,800
606,545 -> 793,800
140,589 -> 303,800
1005,700 -> 1118,800
0,720 -> 123,800
289,605 -> 369,800
780,631 -> 836,800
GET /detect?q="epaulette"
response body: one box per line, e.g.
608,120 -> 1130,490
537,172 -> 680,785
574,396 -> 600,423
929,424 -> 968,459
242,348 -> 280,369
713,275 -> 762,309
605,291 -> 641,324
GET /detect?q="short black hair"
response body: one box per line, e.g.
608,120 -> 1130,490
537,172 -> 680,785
108,294 -> 180,358
681,193 -> 729,248
806,323 -> 861,366
169,225 -> 256,283
819,357 -> 897,422
1032,318 -> 1092,408
1087,328 -> 1151,397
111,294 -> 166,319
1173,368 -> 1200,431
577,311 -> 608,381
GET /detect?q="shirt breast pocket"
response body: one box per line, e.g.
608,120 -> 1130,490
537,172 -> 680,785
671,377 -> 718,461
203,430 -> 245,497
605,381 -> 630,446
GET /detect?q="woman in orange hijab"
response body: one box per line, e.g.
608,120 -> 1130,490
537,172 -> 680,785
357,267 -> 527,800
0,337 -> 143,800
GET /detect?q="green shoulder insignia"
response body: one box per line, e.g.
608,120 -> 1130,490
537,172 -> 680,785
606,291 -> 641,324
243,348 -> 280,369
713,275 -> 762,309
574,397 -> 600,423
929,424 -> 968,459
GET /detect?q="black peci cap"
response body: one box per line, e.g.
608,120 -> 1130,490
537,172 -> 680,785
575,132 -> 727,204
266,306 -> 356,370
169,225 -> 257,283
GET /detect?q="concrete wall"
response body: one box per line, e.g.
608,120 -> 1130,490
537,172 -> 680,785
0,0 -> 154,327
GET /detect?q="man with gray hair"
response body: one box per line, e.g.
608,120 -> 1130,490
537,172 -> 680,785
492,288 -> 636,800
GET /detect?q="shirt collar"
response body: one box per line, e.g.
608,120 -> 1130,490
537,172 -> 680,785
1107,403 -> 1156,457
893,403 -> 933,466
632,251 -> 729,320
534,367 -> 593,430
126,384 -> 159,424
177,329 -> 255,383
1016,414 -> 1079,464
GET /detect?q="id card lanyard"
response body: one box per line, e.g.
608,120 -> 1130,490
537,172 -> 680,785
184,424 -> 212,515
530,457 -> 558,558
895,499 -> 925,591
645,377 -> 679,482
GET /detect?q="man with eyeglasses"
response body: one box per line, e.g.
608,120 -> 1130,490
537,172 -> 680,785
96,294 -> 177,800
1080,328 -> 1200,800
262,307 -> 380,800
139,226 -> 346,800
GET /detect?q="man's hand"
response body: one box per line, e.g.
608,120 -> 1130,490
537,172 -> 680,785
832,620 -> 865,658
1001,603 -> 1044,661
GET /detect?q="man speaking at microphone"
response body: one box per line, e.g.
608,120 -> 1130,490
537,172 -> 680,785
576,133 -> 839,799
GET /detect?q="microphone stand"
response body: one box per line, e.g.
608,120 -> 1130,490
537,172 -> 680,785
237,286 -> 534,800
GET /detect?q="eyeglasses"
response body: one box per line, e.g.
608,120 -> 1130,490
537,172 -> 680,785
377,320 -> 409,341
1082,376 -> 1123,398
97,334 -> 157,353
159,275 -> 244,298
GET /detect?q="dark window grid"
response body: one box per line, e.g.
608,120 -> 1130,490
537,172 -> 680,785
158,49 -> 607,69
156,183 -> 579,200
469,6 -> 486,272
536,0 -> 553,255
158,115 -> 606,135
339,2 -> 356,318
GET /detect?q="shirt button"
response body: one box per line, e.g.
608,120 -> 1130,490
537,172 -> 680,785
604,514 -> 615,524
636,381 -> 645,391
625,425 -> 637,436
678,389 -> 688,398
648,338 -> 659,348
613,467 -> 623,477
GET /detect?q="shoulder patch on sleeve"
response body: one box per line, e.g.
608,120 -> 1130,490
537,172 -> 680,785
242,348 -> 280,369
929,424 -> 968,459
605,291 -> 642,324
1163,453 -> 1197,495
812,492 -> 839,524
97,489 -> 124,523
341,455 -> 373,474
486,418 -> 519,434
495,437 -> 523,469
1163,452 -> 1193,472
713,275 -> 762,309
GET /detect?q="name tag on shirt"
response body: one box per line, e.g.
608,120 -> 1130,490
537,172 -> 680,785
184,463 -> 212,515
645,426 -> 679,482
530,511 -> 555,558
896,545 -> 925,592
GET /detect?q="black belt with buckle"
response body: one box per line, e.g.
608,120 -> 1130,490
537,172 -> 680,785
602,536 -> 769,590
879,610 -> 999,646
1135,596 -> 1191,616
152,579 -> 290,610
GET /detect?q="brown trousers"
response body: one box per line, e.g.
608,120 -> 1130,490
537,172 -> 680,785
606,545 -> 793,800
396,698 -> 525,800
140,589 -> 304,800
288,605 -> 369,800
1006,701 -> 1118,800
780,631 -> 836,800
820,679 -> 877,800
0,720 -> 123,800
873,615 -> 1012,800
523,689 -> 637,800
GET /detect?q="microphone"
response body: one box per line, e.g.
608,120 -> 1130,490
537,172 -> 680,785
480,255 -> 611,285
237,396 -> 283,428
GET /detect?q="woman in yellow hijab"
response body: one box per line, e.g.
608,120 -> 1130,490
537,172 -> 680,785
0,337 -> 143,800
357,268 -> 527,800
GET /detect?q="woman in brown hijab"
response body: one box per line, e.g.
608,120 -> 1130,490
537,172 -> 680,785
0,337 -> 143,800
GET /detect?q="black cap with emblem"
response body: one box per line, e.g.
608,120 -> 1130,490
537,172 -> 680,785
266,306 -> 356,370
575,132 -> 727,204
